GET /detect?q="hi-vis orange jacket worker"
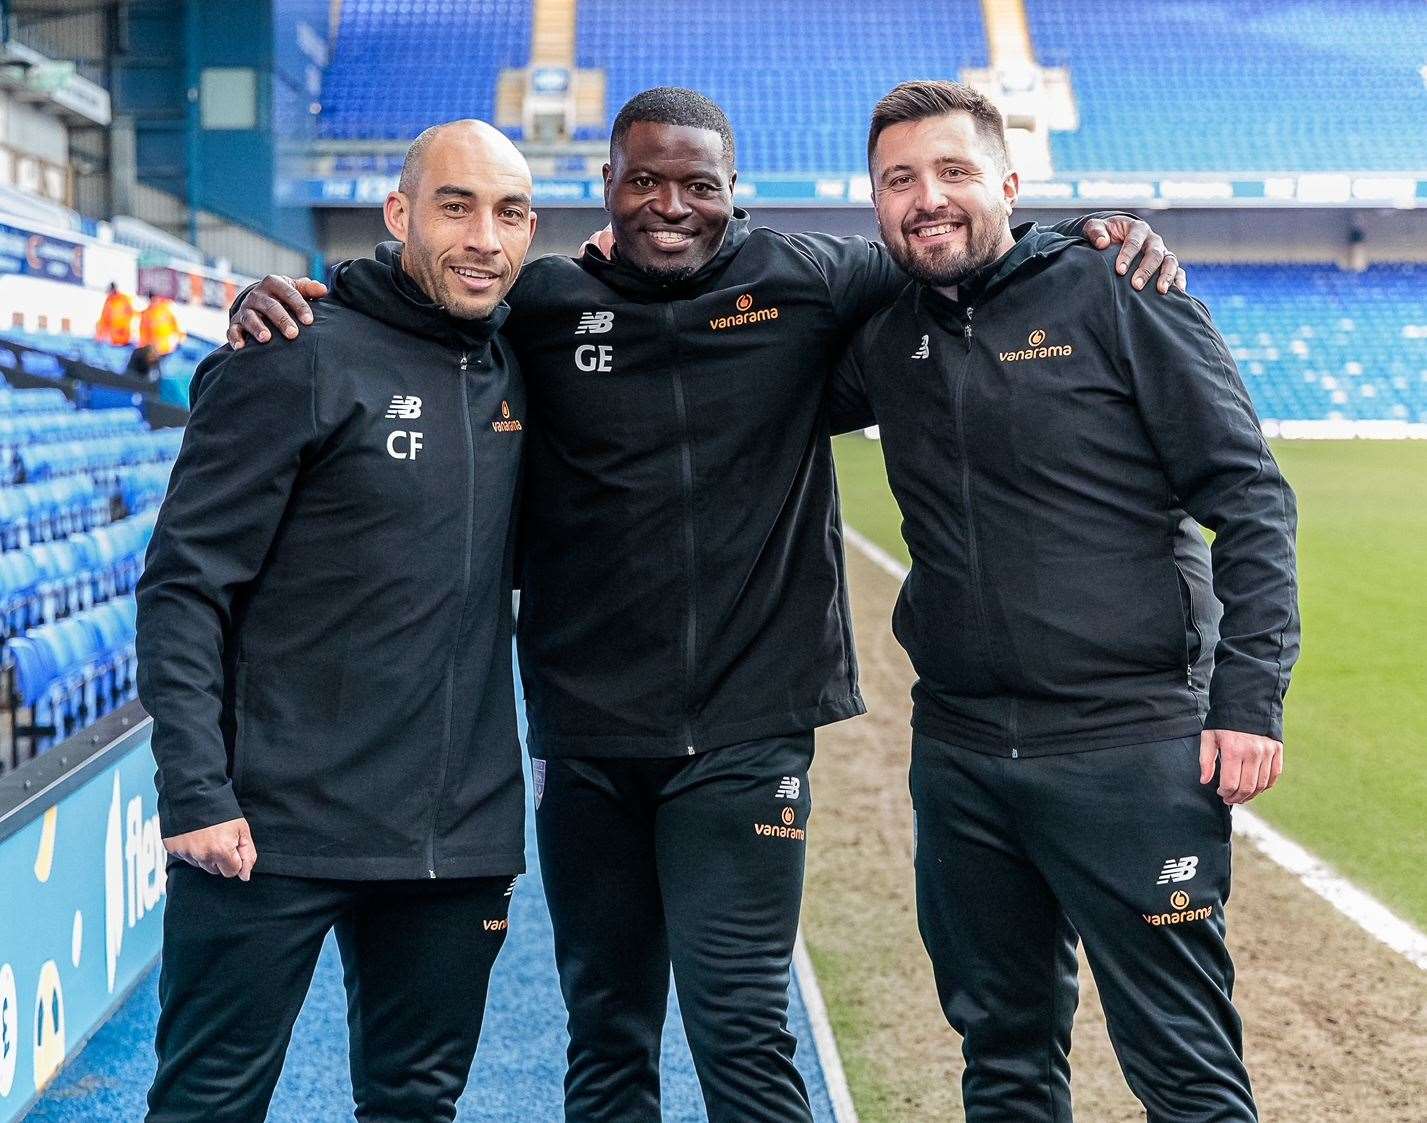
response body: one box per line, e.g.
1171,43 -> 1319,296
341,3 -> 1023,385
96,283 -> 135,346
139,293 -> 185,357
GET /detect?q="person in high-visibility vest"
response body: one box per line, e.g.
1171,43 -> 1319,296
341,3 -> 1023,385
96,282 -> 136,346
139,290 -> 185,360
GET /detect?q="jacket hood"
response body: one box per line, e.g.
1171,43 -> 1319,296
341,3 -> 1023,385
576,209 -> 752,299
329,241 -> 510,349
921,222 -> 1079,323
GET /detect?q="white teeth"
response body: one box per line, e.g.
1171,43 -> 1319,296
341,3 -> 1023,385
651,231 -> 690,243
453,267 -> 496,279
915,223 -> 962,239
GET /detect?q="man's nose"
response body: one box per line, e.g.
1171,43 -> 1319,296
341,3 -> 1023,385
464,209 -> 503,256
911,176 -> 950,217
651,184 -> 693,221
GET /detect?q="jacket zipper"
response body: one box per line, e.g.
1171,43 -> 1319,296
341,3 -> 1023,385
952,307 -> 1018,757
427,349 -> 477,877
666,306 -> 698,755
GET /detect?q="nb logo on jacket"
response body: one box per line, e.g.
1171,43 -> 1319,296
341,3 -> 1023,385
385,394 -> 422,419
575,311 -> 614,335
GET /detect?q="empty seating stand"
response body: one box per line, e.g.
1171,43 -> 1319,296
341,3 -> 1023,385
6,595 -> 139,758
319,0 -> 533,140
0,369 -> 181,770
1025,0 -> 1427,172
1193,263 -> 1427,424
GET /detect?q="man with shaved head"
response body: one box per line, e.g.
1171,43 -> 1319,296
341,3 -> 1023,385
137,119 -> 537,1122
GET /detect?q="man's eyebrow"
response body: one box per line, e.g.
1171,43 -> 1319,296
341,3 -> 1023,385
879,156 -> 973,182
501,192 -> 533,208
433,185 -> 475,198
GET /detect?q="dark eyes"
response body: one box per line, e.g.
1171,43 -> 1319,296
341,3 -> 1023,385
629,177 -> 717,193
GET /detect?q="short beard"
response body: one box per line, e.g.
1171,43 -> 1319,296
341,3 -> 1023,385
890,218 -> 1006,290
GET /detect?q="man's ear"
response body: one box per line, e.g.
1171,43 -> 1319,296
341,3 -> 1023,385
384,191 -> 410,241
601,163 -> 613,213
1001,169 -> 1020,217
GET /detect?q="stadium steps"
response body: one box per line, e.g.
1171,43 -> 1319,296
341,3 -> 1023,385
982,0 -> 1037,69
531,0 -> 576,66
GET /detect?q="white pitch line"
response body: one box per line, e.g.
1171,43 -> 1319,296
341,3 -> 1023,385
793,932 -> 859,1123
1232,808 -> 1427,970
841,522 -> 1427,973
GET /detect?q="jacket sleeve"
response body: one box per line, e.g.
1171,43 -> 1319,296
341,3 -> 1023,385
1111,260 -> 1300,740
827,340 -> 876,435
1041,210 -> 1137,241
784,232 -> 908,328
136,339 -> 317,836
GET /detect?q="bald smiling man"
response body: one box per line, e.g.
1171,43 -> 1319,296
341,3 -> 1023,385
136,121 -> 538,1122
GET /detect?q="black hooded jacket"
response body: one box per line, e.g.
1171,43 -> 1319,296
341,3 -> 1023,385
502,211 -> 1116,758
137,246 -> 526,879
503,214 -> 897,757
832,224 -> 1300,756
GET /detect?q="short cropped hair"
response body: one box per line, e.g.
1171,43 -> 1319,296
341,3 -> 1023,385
399,124 -> 444,195
611,87 -> 735,168
867,80 -> 1008,174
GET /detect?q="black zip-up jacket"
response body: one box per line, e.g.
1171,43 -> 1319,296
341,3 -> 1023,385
502,211 -> 1117,760
137,246 -> 526,879
832,223 -> 1300,755
503,214 -> 889,757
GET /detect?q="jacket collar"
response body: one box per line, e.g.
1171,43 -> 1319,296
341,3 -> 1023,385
575,209 -> 752,299
919,222 -> 1078,325
329,241 -> 509,351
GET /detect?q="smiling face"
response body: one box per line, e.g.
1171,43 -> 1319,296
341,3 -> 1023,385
384,122 -> 537,319
603,120 -> 736,280
871,111 -> 1017,292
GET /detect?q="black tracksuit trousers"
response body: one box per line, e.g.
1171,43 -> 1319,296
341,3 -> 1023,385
535,733 -> 815,1123
147,866 -> 514,1122
911,731 -> 1257,1123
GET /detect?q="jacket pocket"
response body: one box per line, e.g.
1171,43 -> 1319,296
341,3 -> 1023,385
230,651 -> 349,800
1030,554 -> 1186,681
1173,563 -> 1203,666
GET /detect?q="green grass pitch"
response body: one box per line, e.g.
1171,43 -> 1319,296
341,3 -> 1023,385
833,435 -> 1427,929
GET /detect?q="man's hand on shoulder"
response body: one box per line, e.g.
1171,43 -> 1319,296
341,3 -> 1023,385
163,817 -> 258,880
1199,729 -> 1284,805
227,276 -> 328,350
1083,216 -> 1187,295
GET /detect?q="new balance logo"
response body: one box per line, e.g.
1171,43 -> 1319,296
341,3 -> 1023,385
1156,856 -> 1199,884
504,877 -> 517,899
775,776 -> 801,800
385,395 -> 422,420
911,335 -> 929,360
576,311 -> 614,335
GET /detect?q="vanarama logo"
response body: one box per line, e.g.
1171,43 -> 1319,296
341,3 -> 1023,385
999,328 -> 1073,363
710,291 -> 780,331
483,918 -> 509,932
755,805 -> 805,840
1143,889 -> 1214,927
491,400 -> 523,433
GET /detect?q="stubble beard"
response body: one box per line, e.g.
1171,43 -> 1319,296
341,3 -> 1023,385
890,210 -> 1008,290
